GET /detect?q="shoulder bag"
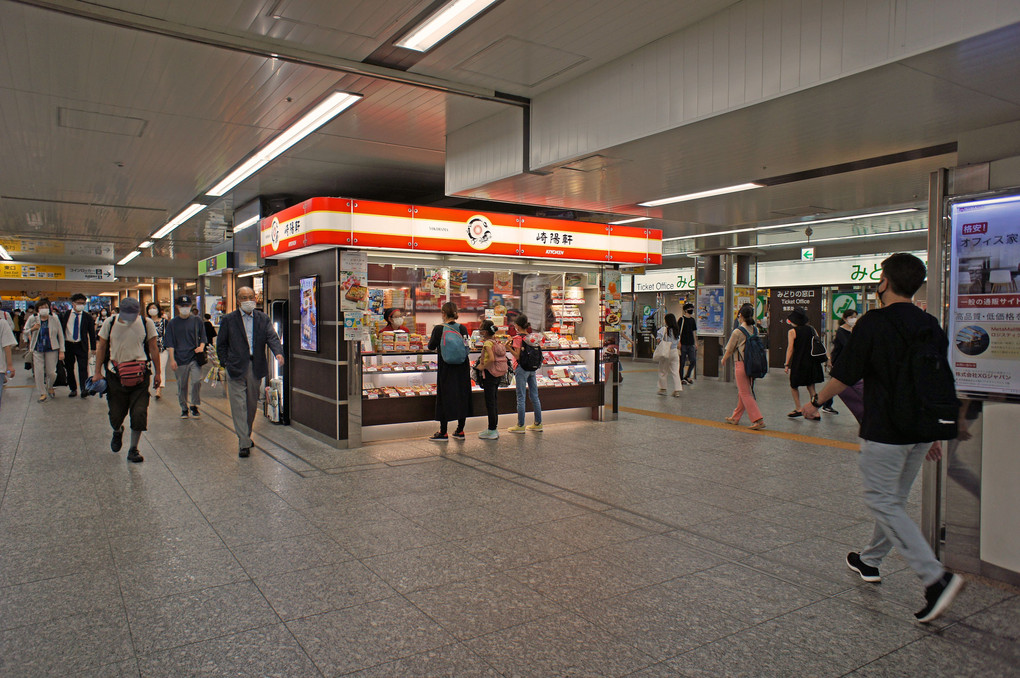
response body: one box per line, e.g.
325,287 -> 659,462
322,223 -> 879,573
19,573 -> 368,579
809,327 -> 828,362
193,319 -> 208,366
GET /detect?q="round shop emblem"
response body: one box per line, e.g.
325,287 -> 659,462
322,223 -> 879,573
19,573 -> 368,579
466,215 -> 493,251
270,217 -> 280,251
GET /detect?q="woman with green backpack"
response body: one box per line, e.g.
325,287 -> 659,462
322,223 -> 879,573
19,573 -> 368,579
427,302 -> 472,441
721,304 -> 766,430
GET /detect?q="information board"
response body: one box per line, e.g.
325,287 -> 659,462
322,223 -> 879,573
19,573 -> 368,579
948,192 -> 1020,398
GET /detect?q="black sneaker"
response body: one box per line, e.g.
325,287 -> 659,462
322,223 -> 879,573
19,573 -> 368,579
429,432 -> 449,442
822,406 -> 839,414
238,447 -> 251,458
126,448 -> 144,463
180,409 -> 189,419
915,572 -> 965,623
846,552 -> 881,583
68,391 -> 77,398
451,431 -> 465,440
110,427 -> 123,453
80,392 -> 87,399
189,406 -> 200,418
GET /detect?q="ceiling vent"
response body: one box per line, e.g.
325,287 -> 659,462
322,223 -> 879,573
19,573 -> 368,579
268,0 -> 422,39
57,108 -> 147,137
560,154 -> 629,173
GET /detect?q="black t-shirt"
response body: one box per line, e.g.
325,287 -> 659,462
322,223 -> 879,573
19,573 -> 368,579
830,303 -> 948,444
678,314 -> 697,346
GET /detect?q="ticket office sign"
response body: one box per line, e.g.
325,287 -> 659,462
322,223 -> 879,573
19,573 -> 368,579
948,193 -> 1020,397
260,197 -> 663,265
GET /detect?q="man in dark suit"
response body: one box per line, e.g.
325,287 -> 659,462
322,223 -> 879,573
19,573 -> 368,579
62,293 -> 97,398
216,286 -> 284,457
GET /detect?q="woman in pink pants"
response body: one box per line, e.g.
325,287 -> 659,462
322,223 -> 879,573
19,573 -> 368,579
721,305 -> 766,430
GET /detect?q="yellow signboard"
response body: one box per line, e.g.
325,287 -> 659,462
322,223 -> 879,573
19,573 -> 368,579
0,238 -> 65,256
0,263 -> 65,280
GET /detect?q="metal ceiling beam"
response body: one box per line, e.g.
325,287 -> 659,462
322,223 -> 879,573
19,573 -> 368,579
9,0 -> 530,108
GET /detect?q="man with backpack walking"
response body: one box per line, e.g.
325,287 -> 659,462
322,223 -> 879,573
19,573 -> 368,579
803,253 -> 964,623
92,297 -> 161,463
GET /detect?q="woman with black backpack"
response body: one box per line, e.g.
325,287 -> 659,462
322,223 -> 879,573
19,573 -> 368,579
721,305 -> 766,430
506,314 -> 543,434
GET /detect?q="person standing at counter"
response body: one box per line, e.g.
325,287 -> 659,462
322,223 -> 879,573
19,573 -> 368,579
507,314 -> 543,434
382,308 -> 406,333
427,302 -> 471,441
476,319 -> 508,440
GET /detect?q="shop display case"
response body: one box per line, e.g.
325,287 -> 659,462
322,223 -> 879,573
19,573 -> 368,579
359,347 -> 602,426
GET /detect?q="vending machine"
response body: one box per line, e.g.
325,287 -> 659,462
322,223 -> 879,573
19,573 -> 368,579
267,299 -> 290,425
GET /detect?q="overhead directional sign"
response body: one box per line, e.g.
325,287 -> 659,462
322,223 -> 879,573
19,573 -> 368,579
0,262 -> 115,282
801,247 -> 815,261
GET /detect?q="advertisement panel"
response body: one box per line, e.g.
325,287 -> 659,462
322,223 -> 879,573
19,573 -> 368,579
696,285 -> 726,336
299,276 -> 318,352
948,193 -> 1020,397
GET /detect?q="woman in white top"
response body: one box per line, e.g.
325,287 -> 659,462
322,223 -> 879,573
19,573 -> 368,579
655,313 -> 683,396
721,304 -> 765,429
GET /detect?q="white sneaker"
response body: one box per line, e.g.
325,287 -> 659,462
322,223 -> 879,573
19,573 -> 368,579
478,429 -> 500,439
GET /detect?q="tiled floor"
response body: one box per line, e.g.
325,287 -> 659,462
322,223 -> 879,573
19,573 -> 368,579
0,359 -> 1016,677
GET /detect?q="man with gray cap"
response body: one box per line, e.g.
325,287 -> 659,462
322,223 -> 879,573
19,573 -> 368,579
164,294 -> 207,419
92,297 -> 161,463
216,286 -> 284,457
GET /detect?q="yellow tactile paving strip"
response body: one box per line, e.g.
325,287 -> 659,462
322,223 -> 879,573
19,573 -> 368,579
619,405 -> 860,451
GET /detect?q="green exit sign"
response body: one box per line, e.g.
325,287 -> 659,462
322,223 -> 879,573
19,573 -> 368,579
801,248 -> 815,261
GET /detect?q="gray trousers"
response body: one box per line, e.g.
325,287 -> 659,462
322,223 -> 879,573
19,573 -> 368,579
858,440 -> 944,586
33,350 -> 59,396
227,364 -> 261,450
174,360 -> 203,409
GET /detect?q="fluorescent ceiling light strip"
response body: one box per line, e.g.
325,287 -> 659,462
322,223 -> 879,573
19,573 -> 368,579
236,269 -> 263,278
0,245 -> 11,261
232,215 -> 259,233
117,251 -> 141,265
395,0 -> 500,52
639,183 -> 763,207
139,240 -> 153,248
206,91 -> 361,197
152,203 -> 207,239
663,208 -> 920,242
955,195 -> 1020,209
729,228 -> 926,250
608,217 -> 650,225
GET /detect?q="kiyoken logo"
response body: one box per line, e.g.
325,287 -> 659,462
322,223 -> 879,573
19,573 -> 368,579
271,217 -> 280,251
466,215 -> 493,251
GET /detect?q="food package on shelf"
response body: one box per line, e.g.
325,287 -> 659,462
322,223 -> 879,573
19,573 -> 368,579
381,330 -> 396,352
393,330 -> 410,351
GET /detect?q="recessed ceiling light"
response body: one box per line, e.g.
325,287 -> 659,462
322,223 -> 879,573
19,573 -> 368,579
232,215 -> 259,233
206,91 -> 362,197
0,245 -> 11,261
663,208 -> 921,242
117,251 -> 141,265
729,228 -> 926,250
152,203 -> 207,240
395,0 -> 501,52
639,183 -> 763,207
139,241 -> 153,248
608,217 -> 651,225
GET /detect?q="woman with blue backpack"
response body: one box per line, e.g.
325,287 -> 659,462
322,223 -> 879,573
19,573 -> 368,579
427,302 -> 472,441
721,304 -> 766,430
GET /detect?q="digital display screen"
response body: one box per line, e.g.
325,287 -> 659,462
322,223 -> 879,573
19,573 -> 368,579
299,276 -> 318,352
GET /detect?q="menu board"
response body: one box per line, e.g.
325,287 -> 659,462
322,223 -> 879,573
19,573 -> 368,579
697,286 -> 726,336
603,270 -> 622,331
948,193 -> 1020,397
339,250 -> 368,311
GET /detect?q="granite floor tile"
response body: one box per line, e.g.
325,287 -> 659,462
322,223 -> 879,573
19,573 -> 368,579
136,623 -> 320,678
685,513 -> 816,554
537,512 -> 652,550
107,523 -> 227,567
231,531 -> 353,579
347,642 -> 502,677
454,524 -> 581,570
300,498 -> 406,528
466,611 -> 655,677
361,541 -> 495,594
846,635 -> 1016,677
0,606 -> 133,676
0,538 -> 116,588
0,569 -> 122,630
328,517 -> 446,558
406,572 -> 563,640
126,581 -> 279,655
506,551 -> 649,605
752,536 -> 910,591
589,534 -> 728,585
664,529 -> 755,562
210,510 -> 320,547
747,501 -> 863,535
115,547 -> 247,603
286,596 -> 455,675
624,495 -> 735,529
255,559 -> 394,620
77,658 -> 141,678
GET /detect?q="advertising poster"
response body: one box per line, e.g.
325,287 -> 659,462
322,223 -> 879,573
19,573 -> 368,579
602,269 -> 623,332
734,286 -> 756,316
493,271 -> 513,295
697,285 -> 725,336
343,311 -> 369,342
299,276 -> 318,352
449,269 -> 468,294
948,194 -> 1020,397
339,250 -> 368,311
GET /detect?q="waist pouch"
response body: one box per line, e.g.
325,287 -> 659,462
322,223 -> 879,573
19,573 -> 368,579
114,360 -> 147,387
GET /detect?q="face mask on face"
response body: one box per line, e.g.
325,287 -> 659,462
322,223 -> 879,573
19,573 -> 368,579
393,316 -> 404,327
148,308 -> 158,317
240,300 -> 256,314
846,316 -> 858,328
875,281 -> 888,307
39,308 -> 50,318
74,304 -> 85,313
179,306 -> 192,316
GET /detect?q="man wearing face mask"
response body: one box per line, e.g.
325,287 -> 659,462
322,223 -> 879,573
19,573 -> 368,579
60,293 -> 97,398
164,295 -> 208,419
93,297 -> 161,463
803,253 -> 964,623
216,287 -> 284,457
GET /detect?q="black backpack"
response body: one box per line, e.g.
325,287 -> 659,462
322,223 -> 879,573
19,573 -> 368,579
737,326 -> 768,379
883,317 -> 960,442
518,341 -> 543,371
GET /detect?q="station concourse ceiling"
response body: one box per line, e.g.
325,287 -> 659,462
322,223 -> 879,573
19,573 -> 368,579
1,0 -> 1018,271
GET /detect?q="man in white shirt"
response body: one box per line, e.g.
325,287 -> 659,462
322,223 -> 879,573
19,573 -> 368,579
0,318 -> 16,410
61,293 -> 96,398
